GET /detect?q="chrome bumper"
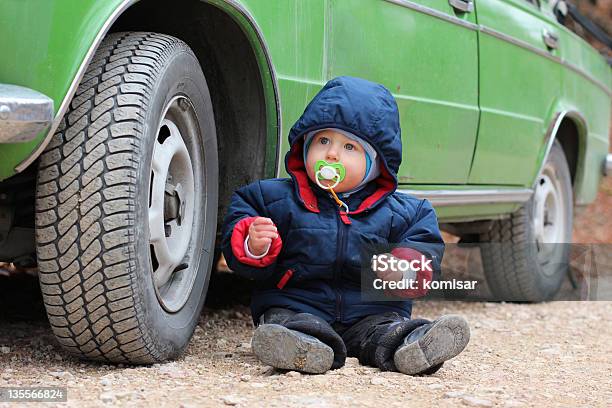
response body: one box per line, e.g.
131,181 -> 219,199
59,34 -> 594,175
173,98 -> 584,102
0,84 -> 54,143
606,154 -> 612,177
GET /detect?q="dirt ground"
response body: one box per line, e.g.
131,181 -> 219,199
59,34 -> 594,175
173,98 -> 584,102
1,165 -> 611,408
0,285 -> 611,408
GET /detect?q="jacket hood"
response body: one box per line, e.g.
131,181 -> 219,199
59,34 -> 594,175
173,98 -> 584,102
284,76 -> 401,215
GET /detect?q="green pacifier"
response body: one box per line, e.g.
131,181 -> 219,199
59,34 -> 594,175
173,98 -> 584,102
315,160 -> 346,190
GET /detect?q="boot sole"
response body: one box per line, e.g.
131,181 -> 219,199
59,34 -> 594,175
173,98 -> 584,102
251,324 -> 334,374
394,314 -> 470,375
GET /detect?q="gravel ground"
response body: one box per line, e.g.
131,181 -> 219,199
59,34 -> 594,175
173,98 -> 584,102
0,162 -> 610,408
0,272 -> 611,408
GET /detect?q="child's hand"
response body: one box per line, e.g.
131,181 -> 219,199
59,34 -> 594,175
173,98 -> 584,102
247,217 -> 279,256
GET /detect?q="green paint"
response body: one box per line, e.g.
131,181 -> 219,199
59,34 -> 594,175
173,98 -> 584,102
1,0 -> 610,216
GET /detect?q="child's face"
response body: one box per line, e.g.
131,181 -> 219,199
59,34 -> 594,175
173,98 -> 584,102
305,130 -> 367,193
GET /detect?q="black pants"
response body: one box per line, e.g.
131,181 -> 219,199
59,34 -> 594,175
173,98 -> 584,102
258,307 -> 443,375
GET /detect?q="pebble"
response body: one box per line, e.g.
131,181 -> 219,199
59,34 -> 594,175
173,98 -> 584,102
222,395 -> 243,405
237,343 -> 251,352
461,396 -> 494,407
370,377 -> 387,386
286,371 -> 301,378
99,392 -> 115,403
157,363 -> 187,378
0,346 -> 10,354
49,371 -> 74,380
344,357 -> 360,367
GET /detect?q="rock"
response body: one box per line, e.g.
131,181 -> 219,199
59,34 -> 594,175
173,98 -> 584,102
444,391 -> 465,398
240,374 -> 251,382
461,396 -> 494,407
286,371 -> 301,378
370,377 -> 387,386
503,400 -> 524,407
221,395 -> 243,405
481,387 -> 504,394
284,395 -> 332,407
0,346 -> 10,354
100,378 -> 112,387
115,391 -> 138,400
53,353 -> 62,361
99,392 -> 115,403
344,357 -> 360,367
49,371 -> 74,380
237,342 -> 251,352
158,363 -> 187,378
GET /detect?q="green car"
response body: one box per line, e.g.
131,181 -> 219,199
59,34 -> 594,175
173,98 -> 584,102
0,0 -> 610,363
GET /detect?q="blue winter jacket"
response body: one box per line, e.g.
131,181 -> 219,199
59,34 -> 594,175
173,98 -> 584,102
221,76 -> 445,325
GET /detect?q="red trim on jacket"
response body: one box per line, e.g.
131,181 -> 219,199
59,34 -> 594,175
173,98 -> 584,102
286,135 -> 396,216
385,247 -> 433,299
286,139 -> 320,212
230,216 -> 282,267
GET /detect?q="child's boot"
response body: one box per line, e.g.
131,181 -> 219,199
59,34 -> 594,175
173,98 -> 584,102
393,314 -> 470,375
252,324 -> 334,374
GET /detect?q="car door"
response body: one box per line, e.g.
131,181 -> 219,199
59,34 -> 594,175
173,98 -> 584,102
468,0 -> 562,185
327,0 -> 480,184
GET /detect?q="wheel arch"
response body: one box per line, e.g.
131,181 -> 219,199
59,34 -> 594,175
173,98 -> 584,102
533,109 -> 588,205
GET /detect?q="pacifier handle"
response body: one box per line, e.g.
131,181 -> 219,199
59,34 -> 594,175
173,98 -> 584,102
314,161 -> 349,213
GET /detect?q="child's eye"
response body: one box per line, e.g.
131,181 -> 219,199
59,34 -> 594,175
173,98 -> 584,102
344,143 -> 354,151
319,137 -> 329,145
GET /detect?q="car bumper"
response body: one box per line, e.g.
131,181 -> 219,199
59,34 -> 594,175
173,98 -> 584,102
0,84 -> 54,143
605,154 -> 612,177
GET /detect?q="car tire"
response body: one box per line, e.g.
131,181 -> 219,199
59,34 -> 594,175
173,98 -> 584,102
479,140 -> 573,302
35,32 -> 218,363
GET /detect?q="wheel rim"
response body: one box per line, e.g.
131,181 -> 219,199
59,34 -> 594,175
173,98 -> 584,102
148,96 -> 202,312
532,163 -> 566,273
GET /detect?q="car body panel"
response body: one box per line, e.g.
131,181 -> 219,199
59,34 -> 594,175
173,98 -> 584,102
468,0 -> 562,186
0,0 -> 610,222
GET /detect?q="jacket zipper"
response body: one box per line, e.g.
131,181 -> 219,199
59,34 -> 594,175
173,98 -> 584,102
334,208 -> 349,322
277,268 -> 294,289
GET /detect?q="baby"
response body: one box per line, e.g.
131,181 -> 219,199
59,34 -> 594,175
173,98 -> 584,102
221,76 -> 470,375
